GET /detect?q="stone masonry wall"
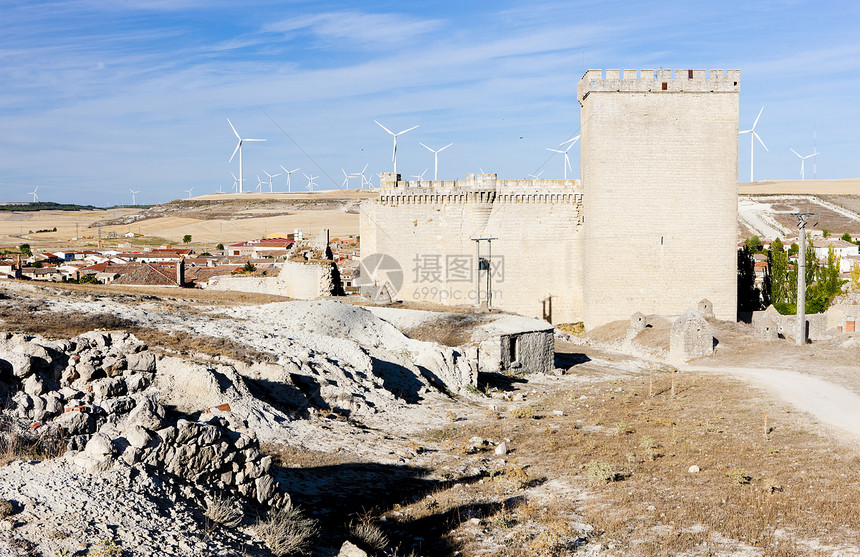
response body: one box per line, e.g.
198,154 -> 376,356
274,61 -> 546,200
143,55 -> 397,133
361,174 -> 585,324
579,69 -> 740,328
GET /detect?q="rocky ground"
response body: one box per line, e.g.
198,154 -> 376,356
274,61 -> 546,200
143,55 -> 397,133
0,280 -> 859,556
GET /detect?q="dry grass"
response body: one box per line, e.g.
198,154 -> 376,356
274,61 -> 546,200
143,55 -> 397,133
204,495 -> 242,528
376,368 -> 860,556
0,417 -> 66,467
255,506 -> 318,556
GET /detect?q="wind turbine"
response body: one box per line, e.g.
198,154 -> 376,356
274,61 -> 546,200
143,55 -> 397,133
303,173 -> 318,191
739,107 -> 767,182
375,120 -> 419,175
129,189 -> 141,205
263,170 -> 281,192
230,172 -> 239,192
280,166 -> 299,192
790,149 -> 819,180
419,142 -> 453,180
411,169 -> 428,181
351,163 -> 369,188
28,187 -> 39,202
184,187 -> 193,199
227,118 -> 266,193
546,135 -> 580,180
341,168 -> 352,189
256,175 -> 265,192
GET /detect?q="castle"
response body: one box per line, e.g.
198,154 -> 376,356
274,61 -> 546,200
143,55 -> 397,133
360,69 -> 740,329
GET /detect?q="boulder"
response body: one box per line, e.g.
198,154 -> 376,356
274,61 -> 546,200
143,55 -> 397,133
123,393 -> 166,431
125,425 -> 153,449
338,541 -> 369,557
92,377 -> 127,399
126,352 -> 157,373
23,374 -> 47,397
0,352 -> 32,379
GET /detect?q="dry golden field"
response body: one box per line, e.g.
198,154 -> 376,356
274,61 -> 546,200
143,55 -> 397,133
0,190 -> 374,250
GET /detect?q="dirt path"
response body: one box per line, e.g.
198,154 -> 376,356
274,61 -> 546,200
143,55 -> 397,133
688,364 -> 860,444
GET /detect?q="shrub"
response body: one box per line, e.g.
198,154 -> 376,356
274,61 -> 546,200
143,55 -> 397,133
255,506 -> 318,556
348,520 -> 389,551
585,460 -> 615,484
89,538 -> 122,557
726,467 -> 752,485
204,495 -> 242,528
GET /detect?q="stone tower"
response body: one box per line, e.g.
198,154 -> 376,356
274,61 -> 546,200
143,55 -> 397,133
578,69 -> 740,329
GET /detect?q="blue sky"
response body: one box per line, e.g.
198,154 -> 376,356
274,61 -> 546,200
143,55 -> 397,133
1,0 -> 859,205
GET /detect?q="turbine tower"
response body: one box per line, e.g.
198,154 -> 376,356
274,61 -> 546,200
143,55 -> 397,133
375,120 -> 418,175
264,170 -> 282,192
231,172 -> 239,192
227,118 -> 266,193
790,149 -> 819,180
28,187 -> 39,202
739,107 -> 767,182
129,189 -> 141,205
419,142 -> 453,180
280,166 -> 299,192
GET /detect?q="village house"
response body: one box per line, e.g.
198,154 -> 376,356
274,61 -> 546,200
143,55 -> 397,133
227,238 -> 294,258
813,238 -> 860,273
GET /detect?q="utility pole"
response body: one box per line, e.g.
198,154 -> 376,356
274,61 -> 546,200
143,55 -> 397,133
792,212 -> 814,346
471,237 -> 498,309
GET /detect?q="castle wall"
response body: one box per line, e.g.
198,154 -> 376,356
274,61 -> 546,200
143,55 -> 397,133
360,174 -> 585,324
579,69 -> 740,328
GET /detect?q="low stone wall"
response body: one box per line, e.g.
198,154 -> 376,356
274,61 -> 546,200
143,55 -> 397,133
206,275 -> 282,296
751,305 -> 832,341
205,260 -> 338,299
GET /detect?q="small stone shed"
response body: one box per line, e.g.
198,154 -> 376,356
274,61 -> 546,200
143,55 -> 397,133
366,307 -> 555,374
472,315 -> 555,374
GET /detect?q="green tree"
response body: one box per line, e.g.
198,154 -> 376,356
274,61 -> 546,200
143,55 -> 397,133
737,246 -> 763,312
18,243 -> 31,257
216,243 -> 224,251
79,274 -> 98,284
182,234 -> 192,244
243,261 -> 256,273
841,232 -> 853,243
744,235 -> 763,253
822,229 -> 830,238
788,242 -> 799,257
767,238 -> 788,305
851,262 -> 860,291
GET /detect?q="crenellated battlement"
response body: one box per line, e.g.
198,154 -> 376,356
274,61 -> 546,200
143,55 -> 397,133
378,191 -> 583,207
577,68 -> 740,104
377,172 -> 582,197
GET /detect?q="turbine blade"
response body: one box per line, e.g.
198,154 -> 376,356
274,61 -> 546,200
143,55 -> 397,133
752,106 -> 764,130
419,142 -> 432,152
245,138 -> 266,142
561,134 -> 581,146
375,120 -> 395,135
229,142 -> 240,163
397,124 -> 419,135
790,148 -> 802,158
753,131 -> 768,152
439,143 -> 453,152
227,118 -> 240,139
